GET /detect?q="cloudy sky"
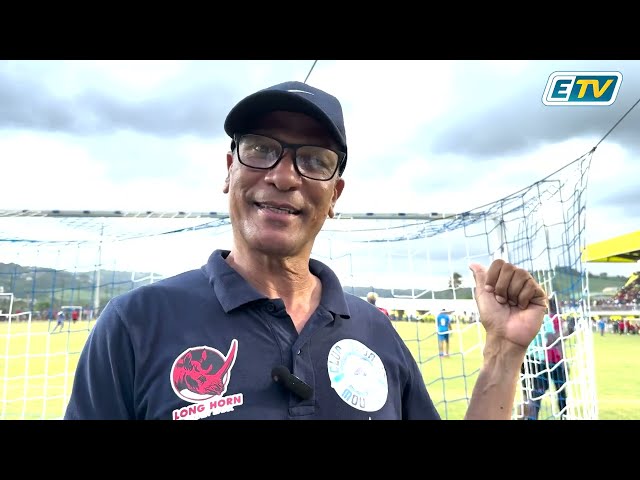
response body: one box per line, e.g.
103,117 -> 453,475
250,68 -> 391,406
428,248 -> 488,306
1,60 -> 639,287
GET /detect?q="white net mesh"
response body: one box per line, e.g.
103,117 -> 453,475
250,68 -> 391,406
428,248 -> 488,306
0,151 -> 597,419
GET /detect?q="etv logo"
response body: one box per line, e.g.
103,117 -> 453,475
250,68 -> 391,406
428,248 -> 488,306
542,71 -> 622,106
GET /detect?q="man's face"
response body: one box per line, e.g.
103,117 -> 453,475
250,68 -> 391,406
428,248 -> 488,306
223,111 -> 345,258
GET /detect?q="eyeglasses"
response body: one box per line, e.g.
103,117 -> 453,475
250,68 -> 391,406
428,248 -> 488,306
234,133 -> 346,181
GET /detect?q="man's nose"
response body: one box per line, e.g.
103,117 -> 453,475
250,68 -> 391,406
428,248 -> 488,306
265,149 -> 301,189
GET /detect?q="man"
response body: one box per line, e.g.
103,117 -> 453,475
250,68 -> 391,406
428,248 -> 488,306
366,291 -> 390,318
51,309 -> 65,333
597,317 -> 606,336
436,308 -> 452,357
520,298 -> 567,419
64,80 -> 547,420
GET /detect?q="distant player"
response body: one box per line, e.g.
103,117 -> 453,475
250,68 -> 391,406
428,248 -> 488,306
436,309 -> 452,357
51,310 -> 65,333
71,309 -> 79,323
366,292 -> 390,318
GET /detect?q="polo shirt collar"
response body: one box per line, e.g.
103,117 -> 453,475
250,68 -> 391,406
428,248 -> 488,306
202,249 -> 351,318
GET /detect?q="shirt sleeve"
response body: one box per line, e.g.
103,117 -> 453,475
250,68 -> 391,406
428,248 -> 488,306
398,341 -> 441,420
63,299 -> 136,420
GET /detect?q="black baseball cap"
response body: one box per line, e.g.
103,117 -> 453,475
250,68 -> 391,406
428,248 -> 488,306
224,81 -> 348,176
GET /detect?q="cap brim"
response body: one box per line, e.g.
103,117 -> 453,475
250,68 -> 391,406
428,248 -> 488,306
224,90 -> 346,152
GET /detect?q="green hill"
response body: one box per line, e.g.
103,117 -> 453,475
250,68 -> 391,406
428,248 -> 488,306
0,262 -> 629,314
346,266 -> 628,301
0,262 -> 163,313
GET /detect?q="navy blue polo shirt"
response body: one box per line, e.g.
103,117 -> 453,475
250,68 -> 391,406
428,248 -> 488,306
64,249 -> 440,420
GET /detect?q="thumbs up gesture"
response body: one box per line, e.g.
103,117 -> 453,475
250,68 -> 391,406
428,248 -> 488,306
470,259 -> 547,350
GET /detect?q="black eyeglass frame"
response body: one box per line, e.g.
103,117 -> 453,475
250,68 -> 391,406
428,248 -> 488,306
232,133 -> 346,181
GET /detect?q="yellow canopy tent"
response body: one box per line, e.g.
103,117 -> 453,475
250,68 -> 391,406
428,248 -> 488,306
581,230 -> 640,263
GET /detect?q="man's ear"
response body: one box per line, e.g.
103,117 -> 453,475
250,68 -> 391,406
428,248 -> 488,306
223,151 -> 233,194
327,177 -> 345,218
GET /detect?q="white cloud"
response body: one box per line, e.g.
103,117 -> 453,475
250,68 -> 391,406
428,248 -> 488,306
0,130 -> 108,199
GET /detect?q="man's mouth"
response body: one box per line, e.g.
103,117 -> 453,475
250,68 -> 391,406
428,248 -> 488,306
255,202 -> 301,215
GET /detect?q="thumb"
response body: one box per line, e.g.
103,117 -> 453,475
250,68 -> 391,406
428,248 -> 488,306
469,263 -> 487,291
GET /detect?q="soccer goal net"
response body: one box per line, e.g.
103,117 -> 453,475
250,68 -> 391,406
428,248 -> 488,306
0,151 -> 597,420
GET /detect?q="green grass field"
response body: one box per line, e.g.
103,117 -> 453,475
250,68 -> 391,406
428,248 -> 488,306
0,320 -> 89,419
0,319 -> 637,419
393,321 -> 486,419
591,332 -> 640,420
394,321 -> 640,420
